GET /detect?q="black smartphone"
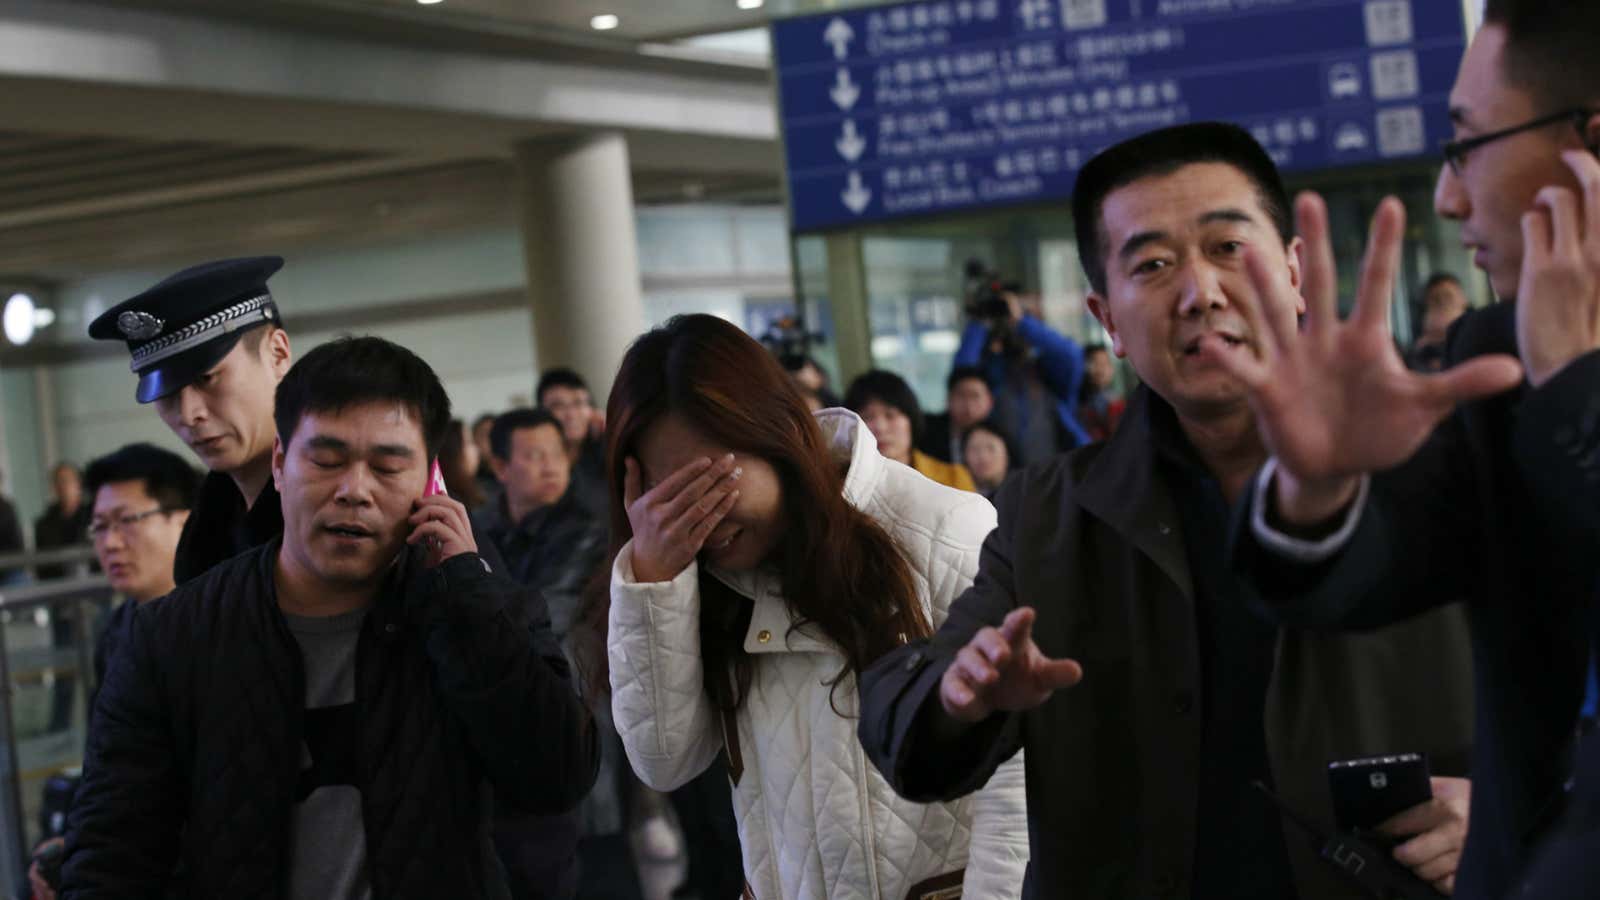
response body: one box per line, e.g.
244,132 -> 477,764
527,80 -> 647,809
1328,752 -> 1433,832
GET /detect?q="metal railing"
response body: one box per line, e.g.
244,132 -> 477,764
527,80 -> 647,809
0,546 -> 98,581
0,549 -> 114,896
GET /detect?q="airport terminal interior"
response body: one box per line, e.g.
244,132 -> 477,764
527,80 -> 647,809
2,1 -> 1552,898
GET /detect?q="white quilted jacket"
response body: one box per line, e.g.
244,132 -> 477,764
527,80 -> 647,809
610,409 -> 1027,900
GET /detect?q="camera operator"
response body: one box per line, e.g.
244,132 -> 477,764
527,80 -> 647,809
955,263 -> 1091,465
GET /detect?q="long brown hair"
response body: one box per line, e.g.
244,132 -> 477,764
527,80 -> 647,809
594,314 -> 927,713
438,418 -> 487,509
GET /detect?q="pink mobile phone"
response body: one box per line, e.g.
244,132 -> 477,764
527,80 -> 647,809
422,460 -> 447,559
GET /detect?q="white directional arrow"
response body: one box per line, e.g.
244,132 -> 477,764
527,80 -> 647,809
836,119 -> 866,162
824,17 -> 855,60
830,68 -> 860,111
841,171 -> 872,214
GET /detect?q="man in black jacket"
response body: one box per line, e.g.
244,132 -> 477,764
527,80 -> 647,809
918,366 -> 994,465
83,444 -> 201,685
535,368 -> 607,520
858,123 -> 1479,900
88,257 -> 293,584
62,336 -> 598,900
476,407 -> 628,899
1203,3 -> 1600,897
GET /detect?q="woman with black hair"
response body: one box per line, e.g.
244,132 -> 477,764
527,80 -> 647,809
961,419 -> 1020,500
844,370 -> 977,493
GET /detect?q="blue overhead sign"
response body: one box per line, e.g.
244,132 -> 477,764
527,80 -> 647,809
772,0 -> 1468,232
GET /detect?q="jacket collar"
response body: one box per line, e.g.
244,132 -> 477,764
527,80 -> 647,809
254,534 -> 411,631
1072,386 -> 1195,600
483,487 -> 578,540
707,408 -> 883,656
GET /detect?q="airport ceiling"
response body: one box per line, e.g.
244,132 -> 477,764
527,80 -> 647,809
0,128 -> 779,278
97,0 -> 880,52
0,0 -> 796,280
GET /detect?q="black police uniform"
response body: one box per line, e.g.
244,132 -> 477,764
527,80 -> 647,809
89,257 -> 287,584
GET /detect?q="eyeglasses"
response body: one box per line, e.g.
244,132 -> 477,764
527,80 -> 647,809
1441,108 -> 1596,176
88,508 -> 171,541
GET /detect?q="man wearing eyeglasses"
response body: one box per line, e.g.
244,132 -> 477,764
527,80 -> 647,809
82,443 -> 201,684
21,444 -> 200,900
1200,2 -> 1600,898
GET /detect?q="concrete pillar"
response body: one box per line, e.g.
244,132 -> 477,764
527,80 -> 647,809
514,132 -> 646,402
823,232 -> 873,383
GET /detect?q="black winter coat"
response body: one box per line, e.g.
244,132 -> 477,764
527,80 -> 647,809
859,389 -> 1476,900
63,540 -> 599,900
1232,303 -> 1600,900
172,473 -> 284,585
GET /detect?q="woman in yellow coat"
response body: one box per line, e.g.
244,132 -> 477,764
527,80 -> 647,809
844,370 -> 977,493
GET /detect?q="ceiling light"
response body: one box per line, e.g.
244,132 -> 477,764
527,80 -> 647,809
591,14 -> 620,30
737,0 -> 765,8
4,293 -> 35,346
416,0 -> 444,5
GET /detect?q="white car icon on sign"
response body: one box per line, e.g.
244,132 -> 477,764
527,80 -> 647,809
1329,63 -> 1362,99
1334,123 -> 1370,152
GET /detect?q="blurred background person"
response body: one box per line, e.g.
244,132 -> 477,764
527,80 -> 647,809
778,353 -> 840,412
35,462 -> 95,731
438,418 -> 488,513
961,419 -> 1019,501
1408,273 -> 1472,372
470,412 -> 501,503
919,366 -> 995,465
479,407 -> 672,900
1076,343 -> 1127,442
955,267 -> 1090,463
537,367 -> 607,518
34,463 -> 91,580
845,369 -> 976,492
481,408 -> 603,647
0,469 -> 25,587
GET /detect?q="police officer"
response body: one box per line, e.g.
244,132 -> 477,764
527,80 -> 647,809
89,257 -> 292,584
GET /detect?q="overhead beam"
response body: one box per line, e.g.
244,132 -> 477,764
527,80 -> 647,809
0,0 -> 778,150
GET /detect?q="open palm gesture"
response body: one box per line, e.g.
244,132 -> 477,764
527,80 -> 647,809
1200,193 -> 1523,522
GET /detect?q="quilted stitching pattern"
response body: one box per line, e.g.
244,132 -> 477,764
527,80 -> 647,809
611,412 -> 1026,900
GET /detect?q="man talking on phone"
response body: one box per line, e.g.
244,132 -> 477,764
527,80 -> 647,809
61,337 -> 598,900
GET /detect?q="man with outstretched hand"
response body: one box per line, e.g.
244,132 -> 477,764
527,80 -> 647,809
859,122 -> 1479,900
1209,4 -> 1600,897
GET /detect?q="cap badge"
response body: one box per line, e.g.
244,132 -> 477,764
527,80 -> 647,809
117,310 -> 164,341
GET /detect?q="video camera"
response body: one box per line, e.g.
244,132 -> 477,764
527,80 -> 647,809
760,314 -> 825,361
963,258 -> 1021,324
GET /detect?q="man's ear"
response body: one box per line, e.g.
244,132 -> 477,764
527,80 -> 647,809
266,328 -> 292,381
1085,291 -> 1126,357
271,435 -> 287,493
1286,236 -> 1307,316
489,456 -> 507,484
1584,111 -> 1600,156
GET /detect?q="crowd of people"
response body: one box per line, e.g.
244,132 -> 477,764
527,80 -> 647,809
0,2 -> 1597,898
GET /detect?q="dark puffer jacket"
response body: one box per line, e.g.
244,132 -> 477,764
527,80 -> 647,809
63,539 -> 599,900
